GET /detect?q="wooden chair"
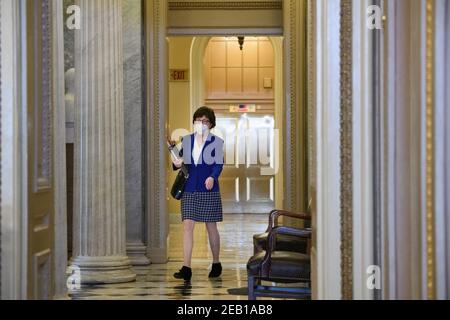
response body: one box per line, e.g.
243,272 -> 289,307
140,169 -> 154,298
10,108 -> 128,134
253,209 -> 311,255
247,210 -> 312,300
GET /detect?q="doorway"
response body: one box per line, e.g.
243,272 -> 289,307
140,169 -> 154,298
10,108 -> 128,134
168,36 -> 282,215
206,36 -> 279,214
188,36 -> 284,214
145,0 -> 309,275
166,35 -> 282,262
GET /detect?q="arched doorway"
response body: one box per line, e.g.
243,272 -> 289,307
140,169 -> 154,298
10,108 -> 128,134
144,0 -> 311,274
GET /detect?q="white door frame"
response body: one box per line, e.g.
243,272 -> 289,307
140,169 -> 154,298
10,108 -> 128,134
0,0 -> 28,300
312,0 -> 342,299
309,0 -> 376,300
352,0 -> 375,300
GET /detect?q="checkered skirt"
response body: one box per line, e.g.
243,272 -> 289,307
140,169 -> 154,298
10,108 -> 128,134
181,192 -> 223,222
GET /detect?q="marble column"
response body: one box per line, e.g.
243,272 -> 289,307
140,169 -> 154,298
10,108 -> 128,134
123,0 -> 150,266
70,0 -> 136,284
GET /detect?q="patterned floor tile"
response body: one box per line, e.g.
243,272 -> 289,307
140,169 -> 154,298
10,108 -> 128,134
69,214 -> 292,300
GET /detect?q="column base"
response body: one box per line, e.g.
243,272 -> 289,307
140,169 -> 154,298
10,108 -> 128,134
69,256 -> 136,284
147,247 -> 168,264
127,243 -> 151,266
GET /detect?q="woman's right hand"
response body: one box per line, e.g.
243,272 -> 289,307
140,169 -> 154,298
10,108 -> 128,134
173,158 -> 183,168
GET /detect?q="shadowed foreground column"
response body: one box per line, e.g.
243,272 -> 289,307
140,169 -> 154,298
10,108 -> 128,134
70,0 -> 136,284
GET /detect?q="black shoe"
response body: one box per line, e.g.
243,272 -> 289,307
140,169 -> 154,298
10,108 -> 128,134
208,262 -> 222,278
174,266 -> 192,281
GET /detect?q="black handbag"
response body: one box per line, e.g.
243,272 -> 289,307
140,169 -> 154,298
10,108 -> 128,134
167,138 -> 189,200
171,169 -> 188,200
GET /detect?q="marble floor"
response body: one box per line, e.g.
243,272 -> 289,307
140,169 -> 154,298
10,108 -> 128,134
69,213 -> 284,300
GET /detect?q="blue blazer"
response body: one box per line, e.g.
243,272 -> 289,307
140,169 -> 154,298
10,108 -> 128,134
173,133 -> 224,192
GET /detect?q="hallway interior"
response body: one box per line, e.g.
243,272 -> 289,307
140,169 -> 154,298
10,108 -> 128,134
69,214 -> 275,300
2,0 -> 449,301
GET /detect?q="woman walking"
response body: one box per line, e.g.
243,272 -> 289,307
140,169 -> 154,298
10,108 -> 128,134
172,106 -> 225,282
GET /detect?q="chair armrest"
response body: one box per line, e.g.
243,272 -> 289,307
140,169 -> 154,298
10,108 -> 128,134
270,226 -> 311,240
265,210 -> 311,232
265,209 -> 278,232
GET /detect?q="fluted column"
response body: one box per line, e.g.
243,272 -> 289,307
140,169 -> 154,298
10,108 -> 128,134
70,0 -> 136,284
123,0 -> 150,266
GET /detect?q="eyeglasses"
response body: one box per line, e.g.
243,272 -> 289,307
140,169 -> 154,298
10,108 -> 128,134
195,119 -> 211,125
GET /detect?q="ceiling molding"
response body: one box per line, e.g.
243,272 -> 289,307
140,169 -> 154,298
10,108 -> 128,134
168,1 -> 282,11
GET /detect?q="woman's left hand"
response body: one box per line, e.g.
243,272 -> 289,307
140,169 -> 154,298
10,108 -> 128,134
205,177 -> 214,190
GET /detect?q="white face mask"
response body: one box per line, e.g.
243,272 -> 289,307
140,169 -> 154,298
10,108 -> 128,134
194,122 -> 209,135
